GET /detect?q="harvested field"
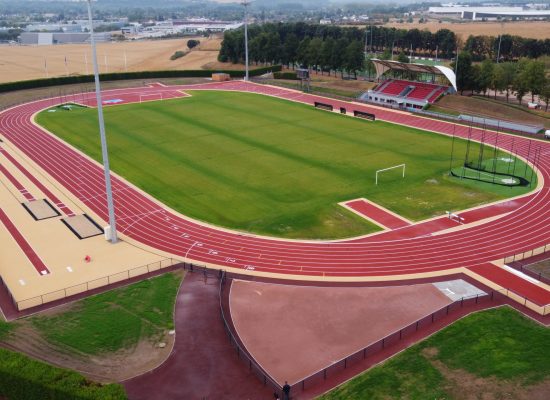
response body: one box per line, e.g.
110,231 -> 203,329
383,20 -> 550,40
0,36 -> 226,83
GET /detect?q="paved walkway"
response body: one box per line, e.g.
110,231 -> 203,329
123,271 -> 273,400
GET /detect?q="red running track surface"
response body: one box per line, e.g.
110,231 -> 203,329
469,264 -> 550,306
343,199 -> 410,230
0,207 -> 49,275
0,161 -> 35,202
0,147 -> 74,216
0,81 -> 549,301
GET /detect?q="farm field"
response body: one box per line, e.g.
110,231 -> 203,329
0,36 -> 225,84
319,307 -> 550,400
383,20 -> 550,40
37,91 -> 535,239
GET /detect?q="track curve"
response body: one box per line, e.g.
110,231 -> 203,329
1,80 -> 549,278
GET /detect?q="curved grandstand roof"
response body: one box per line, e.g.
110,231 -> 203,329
371,59 -> 457,91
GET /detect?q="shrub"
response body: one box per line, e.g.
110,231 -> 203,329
274,71 -> 298,80
187,39 -> 200,49
0,65 -> 283,93
170,51 -> 186,60
0,348 -> 127,399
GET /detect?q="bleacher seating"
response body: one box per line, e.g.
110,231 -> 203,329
370,79 -> 448,105
427,87 -> 446,103
379,80 -> 410,96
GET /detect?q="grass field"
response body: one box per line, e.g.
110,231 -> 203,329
319,307 -> 550,399
30,272 -> 182,355
37,91 -> 535,239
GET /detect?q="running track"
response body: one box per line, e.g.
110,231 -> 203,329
1,81 -> 549,301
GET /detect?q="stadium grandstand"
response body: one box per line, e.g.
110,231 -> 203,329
359,59 -> 456,110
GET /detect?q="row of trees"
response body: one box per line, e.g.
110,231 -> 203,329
219,24 -> 365,77
464,34 -> 550,62
219,23 -> 550,68
454,55 -> 549,109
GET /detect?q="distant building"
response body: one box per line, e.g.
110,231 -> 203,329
428,6 -> 550,20
121,24 -> 141,35
319,18 -> 332,25
19,32 -> 111,45
25,23 -> 83,33
172,19 -> 243,33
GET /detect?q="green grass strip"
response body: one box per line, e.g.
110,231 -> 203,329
30,272 -> 182,355
0,347 -> 126,400
319,307 -> 550,399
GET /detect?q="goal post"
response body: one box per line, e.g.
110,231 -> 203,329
375,164 -> 406,185
139,92 -> 163,103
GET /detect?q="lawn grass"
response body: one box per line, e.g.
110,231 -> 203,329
0,319 -> 15,341
0,347 -> 126,400
319,307 -> 550,399
37,90 -> 535,239
30,272 -> 182,355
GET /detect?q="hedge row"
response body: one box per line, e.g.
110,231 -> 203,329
274,71 -> 299,80
0,347 -> 126,399
0,65 -> 282,93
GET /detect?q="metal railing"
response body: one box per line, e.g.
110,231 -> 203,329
14,258 -> 178,311
287,289 -> 542,393
503,243 -> 550,286
215,275 -> 549,398
218,271 -> 283,397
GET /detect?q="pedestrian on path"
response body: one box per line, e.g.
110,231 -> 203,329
282,381 -> 290,400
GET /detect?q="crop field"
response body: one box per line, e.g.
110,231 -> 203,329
0,36 -> 224,84
383,20 -> 550,40
37,91 -> 535,239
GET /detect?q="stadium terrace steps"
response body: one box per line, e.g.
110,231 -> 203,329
374,79 -> 447,104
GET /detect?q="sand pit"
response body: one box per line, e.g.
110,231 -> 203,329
61,214 -> 103,239
22,199 -> 60,221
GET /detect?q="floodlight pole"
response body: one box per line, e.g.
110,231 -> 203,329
242,1 -> 250,81
86,0 -> 118,243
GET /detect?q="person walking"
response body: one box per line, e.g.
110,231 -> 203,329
282,381 -> 291,400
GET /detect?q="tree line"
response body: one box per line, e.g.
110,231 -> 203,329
464,34 -> 550,62
219,22 -> 550,70
454,54 -> 550,110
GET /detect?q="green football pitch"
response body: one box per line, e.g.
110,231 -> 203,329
37,91 -> 535,239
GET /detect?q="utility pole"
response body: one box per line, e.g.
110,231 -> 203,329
86,0 -> 118,243
242,1 -> 251,81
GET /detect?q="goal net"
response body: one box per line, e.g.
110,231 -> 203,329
139,92 -> 164,103
375,164 -> 406,185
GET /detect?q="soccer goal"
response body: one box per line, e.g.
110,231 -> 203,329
375,164 -> 406,185
139,92 -> 163,103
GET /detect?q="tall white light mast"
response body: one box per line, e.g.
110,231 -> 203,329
242,1 -> 251,81
86,0 -> 118,243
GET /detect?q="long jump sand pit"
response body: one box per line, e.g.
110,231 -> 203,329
229,280 -> 454,386
22,199 -> 60,220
